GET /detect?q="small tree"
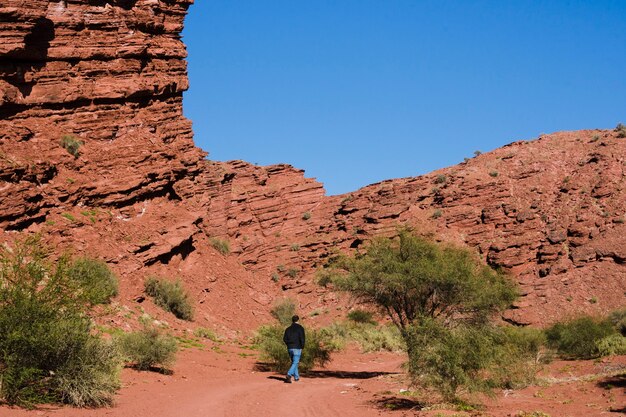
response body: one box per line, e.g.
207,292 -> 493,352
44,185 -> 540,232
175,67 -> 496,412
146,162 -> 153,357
327,230 -> 517,333
321,230 -> 520,399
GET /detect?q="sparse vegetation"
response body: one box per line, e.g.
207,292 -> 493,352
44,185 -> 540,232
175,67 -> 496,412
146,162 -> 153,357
323,321 -> 404,353
193,327 -> 219,342
434,174 -> 447,184
302,212 -> 312,220
615,123 -> 626,138
0,236 -> 121,408
489,171 -> 499,177
67,257 -> 118,305
290,244 -> 301,252
61,212 -> 77,222
118,325 -> 177,371
209,237 -> 230,255
271,273 -> 280,282
270,299 -> 297,326
287,268 -> 299,278
432,209 -> 443,219
60,134 -> 82,158
144,277 -> 194,321
545,316 -> 615,359
474,150 -> 482,157
347,309 -> 375,324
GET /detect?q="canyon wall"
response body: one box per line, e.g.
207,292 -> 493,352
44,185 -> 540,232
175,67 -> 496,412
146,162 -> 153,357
1,1 -> 624,329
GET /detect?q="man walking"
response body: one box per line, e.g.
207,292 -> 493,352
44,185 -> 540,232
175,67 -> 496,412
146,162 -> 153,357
283,315 -> 305,383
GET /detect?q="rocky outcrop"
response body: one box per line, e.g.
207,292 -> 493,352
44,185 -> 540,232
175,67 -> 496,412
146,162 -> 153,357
198,130 -> 626,325
0,0 -> 201,230
1,1 -> 624,328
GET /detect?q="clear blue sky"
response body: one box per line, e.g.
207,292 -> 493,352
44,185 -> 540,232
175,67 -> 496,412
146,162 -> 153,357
182,0 -> 626,196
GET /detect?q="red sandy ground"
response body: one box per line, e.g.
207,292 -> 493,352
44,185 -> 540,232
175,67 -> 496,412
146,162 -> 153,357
1,344 -> 624,417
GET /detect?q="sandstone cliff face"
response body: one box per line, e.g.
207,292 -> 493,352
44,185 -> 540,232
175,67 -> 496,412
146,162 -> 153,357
0,0 -> 202,230
1,1 -> 624,329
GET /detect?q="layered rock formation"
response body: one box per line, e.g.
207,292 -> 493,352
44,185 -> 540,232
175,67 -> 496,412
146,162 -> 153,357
0,0 -> 201,230
1,1 -> 624,329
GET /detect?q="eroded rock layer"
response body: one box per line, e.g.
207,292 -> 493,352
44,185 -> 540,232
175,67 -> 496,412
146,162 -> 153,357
1,1 -> 624,329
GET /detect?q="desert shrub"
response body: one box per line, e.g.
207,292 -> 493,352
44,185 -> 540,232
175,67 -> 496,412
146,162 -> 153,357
489,326 -> 546,389
347,309 -> 375,324
60,135 -> 82,158
254,325 -> 338,373
406,321 -> 542,400
609,308 -> 626,336
615,123 -> 626,138
0,237 -> 121,407
432,209 -> 443,219
270,298 -> 297,326
67,257 -> 118,305
545,316 -> 615,359
53,337 -> 121,407
209,237 -> 230,255
193,327 -> 219,342
596,334 -> 626,356
489,171 -> 499,177
324,321 -> 404,353
118,326 -> 178,371
302,212 -> 311,220
434,174 -> 447,184
144,277 -> 193,321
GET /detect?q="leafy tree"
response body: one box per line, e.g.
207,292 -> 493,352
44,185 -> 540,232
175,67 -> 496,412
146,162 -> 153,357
320,230 -> 521,399
325,230 -> 517,333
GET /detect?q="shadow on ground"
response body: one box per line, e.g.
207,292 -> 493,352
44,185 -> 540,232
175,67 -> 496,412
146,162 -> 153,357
254,363 -> 395,380
373,396 -> 424,411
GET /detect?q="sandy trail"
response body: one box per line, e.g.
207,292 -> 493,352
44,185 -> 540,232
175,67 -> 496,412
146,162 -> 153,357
1,347 -> 404,417
2,346 -> 624,417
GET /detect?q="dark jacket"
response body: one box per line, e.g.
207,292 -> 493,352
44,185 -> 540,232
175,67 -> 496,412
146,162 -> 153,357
283,322 -> 305,349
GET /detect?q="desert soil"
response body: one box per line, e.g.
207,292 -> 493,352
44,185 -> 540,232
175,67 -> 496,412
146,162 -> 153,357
1,343 -> 624,417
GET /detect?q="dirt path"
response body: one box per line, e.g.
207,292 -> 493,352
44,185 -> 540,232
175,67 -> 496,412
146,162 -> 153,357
1,346 -> 624,417
0,347 -> 405,417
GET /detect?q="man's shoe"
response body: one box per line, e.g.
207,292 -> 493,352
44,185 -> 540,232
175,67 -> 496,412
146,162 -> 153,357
294,378 -> 299,382
285,375 -> 292,383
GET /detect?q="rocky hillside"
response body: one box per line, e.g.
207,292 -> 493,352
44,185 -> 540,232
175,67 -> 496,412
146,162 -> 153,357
1,0 -> 624,331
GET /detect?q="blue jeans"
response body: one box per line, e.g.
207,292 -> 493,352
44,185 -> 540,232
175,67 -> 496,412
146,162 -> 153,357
287,348 -> 302,380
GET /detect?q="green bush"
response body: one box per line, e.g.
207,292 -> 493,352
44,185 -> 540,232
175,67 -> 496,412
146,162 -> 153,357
193,327 -> 219,342
347,309 -> 375,324
545,316 -> 616,359
60,135 -> 82,158
609,308 -> 626,335
270,298 -> 296,326
118,326 -> 178,371
0,237 -> 121,408
324,321 -> 404,353
254,325 -> 338,373
596,334 -> 626,356
53,337 -> 121,407
209,237 -> 230,255
615,123 -> 626,138
406,321 -> 542,400
67,257 -> 118,305
144,277 -> 194,321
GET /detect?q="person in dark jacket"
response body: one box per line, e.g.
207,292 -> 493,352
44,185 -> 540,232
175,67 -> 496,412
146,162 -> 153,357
283,315 -> 305,383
